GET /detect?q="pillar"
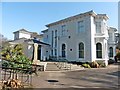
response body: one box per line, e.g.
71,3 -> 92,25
33,43 -> 40,64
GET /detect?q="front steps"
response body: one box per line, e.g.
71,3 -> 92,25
46,62 -> 84,71
46,62 -> 60,71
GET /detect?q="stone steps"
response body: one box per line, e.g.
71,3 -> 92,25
46,62 -> 84,71
46,62 -> 60,71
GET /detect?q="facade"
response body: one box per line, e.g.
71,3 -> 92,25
13,29 -> 31,40
108,27 -> 117,60
41,10 -> 117,66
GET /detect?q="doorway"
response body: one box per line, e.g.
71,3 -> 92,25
37,45 -> 41,60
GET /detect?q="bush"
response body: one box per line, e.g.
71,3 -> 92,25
82,63 -> 91,68
1,44 -> 32,71
116,52 -> 120,59
108,59 -> 115,64
90,61 -> 99,68
97,62 -> 106,67
2,60 -> 9,68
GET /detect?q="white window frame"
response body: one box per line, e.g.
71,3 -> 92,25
96,22 -> 101,33
78,20 -> 84,33
61,25 -> 66,36
78,42 -> 84,58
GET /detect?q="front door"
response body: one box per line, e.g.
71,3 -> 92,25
37,45 -> 41,60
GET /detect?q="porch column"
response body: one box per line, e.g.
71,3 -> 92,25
33,43 -> 40,64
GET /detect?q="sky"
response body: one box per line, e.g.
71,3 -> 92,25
118,1 -> 120,33
1,2 -> 118,40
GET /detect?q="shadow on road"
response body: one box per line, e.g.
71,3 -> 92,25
107,71 -> 120,77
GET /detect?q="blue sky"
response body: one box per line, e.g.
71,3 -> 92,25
2,2 -> 118,40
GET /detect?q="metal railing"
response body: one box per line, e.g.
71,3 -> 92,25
49,56 -> 72,70
0,59 -> 33,88
56,56 -> 71,70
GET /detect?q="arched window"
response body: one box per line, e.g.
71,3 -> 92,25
109,47 -> 113,57
96,43 -> 102,58
79,42 -> 84,58
62,44 -> 66,57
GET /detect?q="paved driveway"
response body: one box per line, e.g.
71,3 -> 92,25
32,63 -> 119,89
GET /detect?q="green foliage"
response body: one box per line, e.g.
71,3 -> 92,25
1,44 -> 23,61
1,44 -> 32,71
116,52 -> 120,59
82,63 -> 91,68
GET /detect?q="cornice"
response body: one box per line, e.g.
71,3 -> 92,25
46,10 -> 96,27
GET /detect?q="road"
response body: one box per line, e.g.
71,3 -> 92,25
32,63 -> 119,89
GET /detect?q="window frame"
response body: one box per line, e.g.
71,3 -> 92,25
78,42 -> 84,58
96,43 -> 102,58
109,47 -> 113,57
61,25 -> 66,36
62,44 -> 66,57
96,21 -> 101,33
78,20 -> 84,33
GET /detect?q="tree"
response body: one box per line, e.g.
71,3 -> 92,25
1,44 -> 32,70
116,52 -> 120,62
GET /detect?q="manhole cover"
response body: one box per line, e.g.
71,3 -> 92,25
47,80 -> 59,83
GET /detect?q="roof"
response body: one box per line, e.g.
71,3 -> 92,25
13,29 -> 32,34
25,39 -> 50,46
46,10 -> 96,27
8,38 -> 27,44
108,27 -> 117,32
13,29 -> 42,38
41,29 -> 48,33
46,10 -> 109,27
96,14 -> 109,20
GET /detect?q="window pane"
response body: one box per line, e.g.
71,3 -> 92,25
79,42 -> 84,58
96,22 -> 101,33
96,43 -> 102,58
62,25 -> 66,36
79,51 -> 84,58
78,21 -> 84,32
62,44 -> 66,57
62,51 -> 65,57
97,51 -> 102,58
109,47 -> 113,57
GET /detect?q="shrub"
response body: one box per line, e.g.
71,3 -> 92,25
108,59 -> 115,64
97,62 -> 106,67
2,60 -> 9,68
90,61 -> 99,68
82,63 -> 91,68
116,52 -> 120,59
1,44 -> 32,71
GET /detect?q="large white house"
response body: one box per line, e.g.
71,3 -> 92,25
9,10 -> 117,66
41,10 -> 117,66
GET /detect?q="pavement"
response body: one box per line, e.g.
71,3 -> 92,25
31,63 -> 120,89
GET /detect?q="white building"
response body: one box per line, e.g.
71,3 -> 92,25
108,27 -> 117,60
41,10 -> 117,66
9,29 -> 50,61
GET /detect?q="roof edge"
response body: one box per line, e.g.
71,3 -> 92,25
46,10 -> 96,27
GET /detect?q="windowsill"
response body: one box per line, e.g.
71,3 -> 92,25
96,59 -> 106,60
79,58 -> 84,60
95,33 -> 105,36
